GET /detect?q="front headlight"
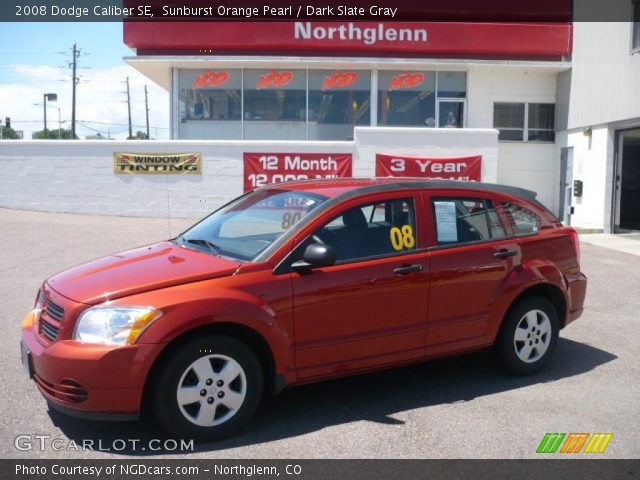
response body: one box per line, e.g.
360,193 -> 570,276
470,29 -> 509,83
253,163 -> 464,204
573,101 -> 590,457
73,306 -> 162,345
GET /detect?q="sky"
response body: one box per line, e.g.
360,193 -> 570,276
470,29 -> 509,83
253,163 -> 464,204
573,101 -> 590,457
0,22 -> 169,139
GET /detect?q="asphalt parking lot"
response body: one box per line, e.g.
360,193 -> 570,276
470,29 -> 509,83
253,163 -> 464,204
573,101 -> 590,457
1,207 -> 638,459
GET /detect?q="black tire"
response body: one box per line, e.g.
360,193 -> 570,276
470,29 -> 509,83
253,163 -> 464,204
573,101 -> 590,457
493,295 -> 560,376
149,335 -> 263,441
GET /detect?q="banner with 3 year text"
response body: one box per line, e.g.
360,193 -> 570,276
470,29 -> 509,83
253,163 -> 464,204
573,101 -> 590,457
375,154 -> 482,181
243,152 -> 352,191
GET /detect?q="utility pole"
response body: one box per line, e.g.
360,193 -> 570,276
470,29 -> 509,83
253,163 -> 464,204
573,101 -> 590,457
62,43 -> 87,139
70,43 -> 79,139
144,85 -> 150,139
125,77 -> 132,139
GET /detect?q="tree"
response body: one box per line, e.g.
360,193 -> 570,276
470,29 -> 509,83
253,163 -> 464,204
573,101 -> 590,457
0,126 -> 19,139
85,133 -> 108,140
127,130 -> 152,140
32,128 -> 77,140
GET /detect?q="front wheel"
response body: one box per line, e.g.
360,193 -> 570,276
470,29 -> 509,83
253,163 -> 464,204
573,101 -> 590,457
493,295 -> 560,375
149,335 -> 263,441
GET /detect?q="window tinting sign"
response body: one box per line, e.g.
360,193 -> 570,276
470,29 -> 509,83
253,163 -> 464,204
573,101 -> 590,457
114,153 -> 202,174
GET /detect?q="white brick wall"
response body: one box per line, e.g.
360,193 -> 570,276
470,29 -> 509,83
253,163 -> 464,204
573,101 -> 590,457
0,128 -> 499,218
467,65 -> 560,213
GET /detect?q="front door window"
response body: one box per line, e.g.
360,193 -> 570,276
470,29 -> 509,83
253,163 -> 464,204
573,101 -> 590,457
312,198 -> 417,262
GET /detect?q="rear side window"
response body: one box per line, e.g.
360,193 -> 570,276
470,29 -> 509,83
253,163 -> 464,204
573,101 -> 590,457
314,198 -> 417,262
501,202 -> 541,235
430,198 -> 507,246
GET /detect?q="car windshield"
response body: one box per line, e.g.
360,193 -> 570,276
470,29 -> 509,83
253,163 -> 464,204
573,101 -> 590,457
177,188 -> 328,261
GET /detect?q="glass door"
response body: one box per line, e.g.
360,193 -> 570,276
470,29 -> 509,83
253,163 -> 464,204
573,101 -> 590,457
437,99 -> 466,128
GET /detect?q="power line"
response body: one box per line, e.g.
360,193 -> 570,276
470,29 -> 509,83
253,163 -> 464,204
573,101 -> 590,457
0,52 -> 63,55
77,120 -> 168,129
9,119 -> 168,130
76,120 -> 129,136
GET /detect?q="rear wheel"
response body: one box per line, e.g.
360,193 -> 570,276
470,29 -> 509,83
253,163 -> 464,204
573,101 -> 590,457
149,335 -> 263,441
493,295 -> 560,375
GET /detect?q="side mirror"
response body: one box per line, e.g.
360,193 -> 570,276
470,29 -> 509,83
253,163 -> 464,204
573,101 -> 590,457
291,243 -> 336,273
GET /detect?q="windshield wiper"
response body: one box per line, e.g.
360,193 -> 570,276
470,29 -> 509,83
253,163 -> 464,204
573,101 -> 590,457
179,236 -> 221,256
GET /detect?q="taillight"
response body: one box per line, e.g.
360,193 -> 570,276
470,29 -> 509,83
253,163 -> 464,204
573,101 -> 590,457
567,228 -> 580,265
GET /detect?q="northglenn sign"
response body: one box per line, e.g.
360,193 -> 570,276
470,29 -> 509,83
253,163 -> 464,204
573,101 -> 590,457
294,22 -> 426,46
125,22 -> 572,59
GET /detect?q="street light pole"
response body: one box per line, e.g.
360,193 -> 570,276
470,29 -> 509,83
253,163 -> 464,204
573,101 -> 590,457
42,93 -> 57,139
43,94 -> 48,137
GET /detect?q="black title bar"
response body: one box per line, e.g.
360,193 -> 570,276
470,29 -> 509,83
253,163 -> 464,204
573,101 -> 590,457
3,459 -> 639,480
1,0 -> 637,22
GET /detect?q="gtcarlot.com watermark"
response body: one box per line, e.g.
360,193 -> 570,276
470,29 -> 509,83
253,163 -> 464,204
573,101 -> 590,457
14,434 -> 194,453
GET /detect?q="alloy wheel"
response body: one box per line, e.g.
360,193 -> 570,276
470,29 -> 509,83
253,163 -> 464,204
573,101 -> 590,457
513,309 -> 552,364
176,354 -> 247,427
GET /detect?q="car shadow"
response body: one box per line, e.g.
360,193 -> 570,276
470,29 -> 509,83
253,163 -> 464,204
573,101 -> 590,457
49,338 -> 617,456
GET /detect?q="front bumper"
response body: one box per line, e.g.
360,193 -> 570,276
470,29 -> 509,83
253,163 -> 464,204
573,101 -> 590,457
21,310 -> 161,418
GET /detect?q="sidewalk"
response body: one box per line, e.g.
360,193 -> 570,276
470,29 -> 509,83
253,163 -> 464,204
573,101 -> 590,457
580,233 -> 640,257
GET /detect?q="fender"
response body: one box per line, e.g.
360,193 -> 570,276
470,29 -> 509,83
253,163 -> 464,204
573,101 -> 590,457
487,258 -> 569,341
103,277 -> 294,382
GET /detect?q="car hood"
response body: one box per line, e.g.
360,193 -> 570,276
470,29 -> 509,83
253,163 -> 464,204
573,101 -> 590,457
47,241 -> 242,305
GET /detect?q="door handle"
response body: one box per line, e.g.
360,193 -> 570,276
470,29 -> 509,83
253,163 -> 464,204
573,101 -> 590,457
393,264 -> 423,275
494,249 -> 517,259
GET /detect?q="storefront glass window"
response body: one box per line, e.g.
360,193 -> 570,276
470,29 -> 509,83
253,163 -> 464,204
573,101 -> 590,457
176,68 -> 472,139
178,69 -> 242,140
377,70 -> 436,128
243,69 -> 306,140
437,72 -> 467,98
308,70 -> 371,140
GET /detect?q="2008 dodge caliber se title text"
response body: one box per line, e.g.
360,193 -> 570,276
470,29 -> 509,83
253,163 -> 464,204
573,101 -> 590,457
20,179 -> 587,440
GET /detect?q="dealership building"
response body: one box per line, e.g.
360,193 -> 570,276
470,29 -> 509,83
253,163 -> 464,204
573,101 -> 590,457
121,21 -> 566,216
116,0 -> 640,233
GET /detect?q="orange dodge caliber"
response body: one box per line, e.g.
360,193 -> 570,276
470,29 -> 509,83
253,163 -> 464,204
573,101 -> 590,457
21,179 -> 587,440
